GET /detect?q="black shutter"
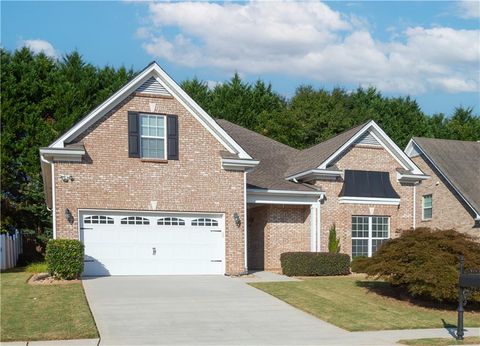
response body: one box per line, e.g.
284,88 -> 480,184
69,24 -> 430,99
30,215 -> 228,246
128,112 -> 140,158
167,115 -> 179,160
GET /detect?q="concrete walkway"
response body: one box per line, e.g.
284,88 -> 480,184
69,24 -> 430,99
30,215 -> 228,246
80,275 -> 480,345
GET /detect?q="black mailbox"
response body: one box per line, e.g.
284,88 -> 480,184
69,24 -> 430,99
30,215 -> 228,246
459,273 -> 480,288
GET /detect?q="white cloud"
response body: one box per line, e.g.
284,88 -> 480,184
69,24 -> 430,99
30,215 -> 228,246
139,1 -> 480,94
457,0 -> 480,19
21,39 -> 58,58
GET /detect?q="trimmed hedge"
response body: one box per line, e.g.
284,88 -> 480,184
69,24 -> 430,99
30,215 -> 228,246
45,239 -> 84,280
281,252 -> 350,276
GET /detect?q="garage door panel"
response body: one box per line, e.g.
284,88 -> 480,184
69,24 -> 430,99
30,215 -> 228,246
80,211 -> 225,276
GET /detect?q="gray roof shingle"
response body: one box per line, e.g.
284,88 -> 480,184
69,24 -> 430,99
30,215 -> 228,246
413,137 -> 480,216
216,119 -> 319,192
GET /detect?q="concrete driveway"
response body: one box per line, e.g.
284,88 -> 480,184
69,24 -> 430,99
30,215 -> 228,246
82,275 -> 346,345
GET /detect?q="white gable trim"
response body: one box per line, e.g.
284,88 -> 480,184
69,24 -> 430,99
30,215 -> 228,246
49,62 -> 252,159
318,121 -> 424,175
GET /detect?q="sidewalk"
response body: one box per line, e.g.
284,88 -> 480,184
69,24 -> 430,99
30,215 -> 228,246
2,339 -> 99,346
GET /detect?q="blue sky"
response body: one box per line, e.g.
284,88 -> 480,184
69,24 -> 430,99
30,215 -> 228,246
2,1 -> 479,116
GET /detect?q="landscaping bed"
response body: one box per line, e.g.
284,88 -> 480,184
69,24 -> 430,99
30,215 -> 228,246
0,268 -> 98,341
250,275 -> 480,331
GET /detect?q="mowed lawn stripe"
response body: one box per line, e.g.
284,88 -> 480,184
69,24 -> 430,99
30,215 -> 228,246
250,276 -> 480,331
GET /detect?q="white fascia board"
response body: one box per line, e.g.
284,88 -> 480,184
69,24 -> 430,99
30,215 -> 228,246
339,196 -> 400,205
49,62 -> 252,160
247,188 -> 324,205
221,158 -> 259,171
40,147 -> 85,162
407,139 -> 480,219
396,171 -> 430,183
286,169 -> 343,181
318,120 -> 424,175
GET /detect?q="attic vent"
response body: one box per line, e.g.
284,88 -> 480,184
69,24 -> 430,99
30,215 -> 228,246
136,77 -> 171,96
354,131 -> 381,146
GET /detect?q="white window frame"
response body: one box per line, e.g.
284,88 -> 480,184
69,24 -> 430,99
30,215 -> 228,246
352,215 -> 390,257
422,194 -> 432,220
140,114 -> 167,160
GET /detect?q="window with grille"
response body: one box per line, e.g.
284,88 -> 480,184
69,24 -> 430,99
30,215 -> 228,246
157,217 -> 185,226
120,216 -> 150,225
84,215 -> 114,225
352,216 -> 389,257
191,218 -> 218,226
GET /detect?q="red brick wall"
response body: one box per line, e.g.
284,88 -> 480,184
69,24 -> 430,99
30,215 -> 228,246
53,94 -> 246,275
412,154 -> 478,238
314,145 -> 414,256
247,205 -> 310,271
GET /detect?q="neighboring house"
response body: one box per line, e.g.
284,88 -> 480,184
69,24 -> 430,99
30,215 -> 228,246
40,62 -> 428,276
405,137 -> 480,238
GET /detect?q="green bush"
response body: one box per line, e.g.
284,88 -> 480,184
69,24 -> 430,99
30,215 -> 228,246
281,252 -> 350,276
45,239 -> 84,280
26,261 -> 48,273
350,256 -> 371,273
364,228 -> 480,302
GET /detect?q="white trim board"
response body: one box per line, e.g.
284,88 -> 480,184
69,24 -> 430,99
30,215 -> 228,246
247,188 -> 324,205
339,196 -> 401,205
48,62 -> 252,160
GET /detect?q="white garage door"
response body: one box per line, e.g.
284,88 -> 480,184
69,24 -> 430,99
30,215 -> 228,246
79,211 -> 225,276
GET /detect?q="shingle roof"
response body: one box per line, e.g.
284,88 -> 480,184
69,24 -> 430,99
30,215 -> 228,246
413,137 -> 480,216
283,122 -> 368,177
216,119 -> 319,192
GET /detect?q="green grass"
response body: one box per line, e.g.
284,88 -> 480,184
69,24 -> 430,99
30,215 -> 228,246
398,336 -> 480,345
0,269 -> 98,341
250,276 -> 480,331
25,261 -> 48,273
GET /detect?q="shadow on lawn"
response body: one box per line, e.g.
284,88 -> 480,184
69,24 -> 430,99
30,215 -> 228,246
355,280 -> 480,312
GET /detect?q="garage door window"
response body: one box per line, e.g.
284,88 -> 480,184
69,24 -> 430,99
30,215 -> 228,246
157,217 -> 185,226
84,215 -> 114,224
121,216 -> 150,225
191,218 -> 218,226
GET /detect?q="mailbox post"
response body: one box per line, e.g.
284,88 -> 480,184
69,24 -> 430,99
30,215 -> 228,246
457,255 -> 480,340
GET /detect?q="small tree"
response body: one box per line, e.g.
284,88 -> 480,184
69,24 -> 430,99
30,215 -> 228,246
328,223 -> 341,253
364,228 -> 480,302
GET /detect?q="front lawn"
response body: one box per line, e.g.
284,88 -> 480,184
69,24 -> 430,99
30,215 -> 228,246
250,276 -> 480,331
1,268 -> 98,341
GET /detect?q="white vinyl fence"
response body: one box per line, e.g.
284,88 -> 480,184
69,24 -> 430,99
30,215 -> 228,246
0,230 -> 23,270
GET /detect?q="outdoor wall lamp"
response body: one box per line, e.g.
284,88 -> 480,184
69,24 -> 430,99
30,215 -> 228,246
64,208 -> 74,224
233,212 -> 241,227
60,174 -> 74,183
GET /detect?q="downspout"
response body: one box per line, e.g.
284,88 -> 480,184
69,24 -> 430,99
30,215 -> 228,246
41,155 -> 56,239
243,171 -> 248,274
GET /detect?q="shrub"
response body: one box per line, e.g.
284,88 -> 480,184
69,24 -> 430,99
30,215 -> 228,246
350,256 -> 371,273
364,228 -> 480,302
26,261 -> 48,273
45,239 -> 84,280
328,223 -> 341,253
281,252 -> 350,276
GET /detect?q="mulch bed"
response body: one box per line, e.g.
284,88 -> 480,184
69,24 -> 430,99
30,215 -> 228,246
28,273 -> 80,285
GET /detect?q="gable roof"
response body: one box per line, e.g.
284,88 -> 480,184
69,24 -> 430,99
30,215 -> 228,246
48,61 -> 252,160
284,122 -> 367,178
216,119 -> 319,192
407,137 -> 480,219
284,120 -> 424,179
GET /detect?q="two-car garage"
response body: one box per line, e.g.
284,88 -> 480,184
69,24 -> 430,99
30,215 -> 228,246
79,211 -> 225,276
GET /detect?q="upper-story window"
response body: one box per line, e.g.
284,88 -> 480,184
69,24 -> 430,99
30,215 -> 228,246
140,114 -> 166,159
422,194 -> 432,220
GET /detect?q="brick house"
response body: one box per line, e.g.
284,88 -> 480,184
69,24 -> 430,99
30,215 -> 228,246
40,62 -> 429,276
405,137 -> 480,239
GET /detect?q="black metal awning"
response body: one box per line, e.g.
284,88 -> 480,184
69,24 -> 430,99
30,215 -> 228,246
339,170 -> 400,199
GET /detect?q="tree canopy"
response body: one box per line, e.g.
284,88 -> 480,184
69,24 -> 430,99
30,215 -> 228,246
1,48 -> 479,239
